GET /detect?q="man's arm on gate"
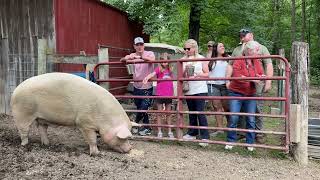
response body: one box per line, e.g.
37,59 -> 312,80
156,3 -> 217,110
141,52 -> 155,62
261,46 -> 273,92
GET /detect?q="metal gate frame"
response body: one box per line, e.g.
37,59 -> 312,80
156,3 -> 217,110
94,55 -> 290,152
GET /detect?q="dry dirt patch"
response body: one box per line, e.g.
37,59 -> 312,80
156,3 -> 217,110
1,114 -> 320,179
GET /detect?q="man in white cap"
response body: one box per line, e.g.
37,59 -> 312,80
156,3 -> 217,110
121,37 -> 155,136
229,28 -> 274,143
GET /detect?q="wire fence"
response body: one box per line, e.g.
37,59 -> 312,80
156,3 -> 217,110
7,53 -> 38,102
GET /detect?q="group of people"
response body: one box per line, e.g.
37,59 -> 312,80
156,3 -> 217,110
120,28 -> 273,151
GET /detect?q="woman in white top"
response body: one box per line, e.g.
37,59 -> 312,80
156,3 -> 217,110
207,42 -> 229,137
182,39 -> 209,146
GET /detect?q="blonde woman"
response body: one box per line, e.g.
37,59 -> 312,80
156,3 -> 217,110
182,39 -> 209,147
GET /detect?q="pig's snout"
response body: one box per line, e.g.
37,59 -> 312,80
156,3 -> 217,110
121,143 -> 132,153
113,143 -> 132,153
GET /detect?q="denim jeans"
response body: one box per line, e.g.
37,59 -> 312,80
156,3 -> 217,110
227,91 -> 256,144
238,90 -> 263,131
186,93 -> 209,139
133,87 -> 153,129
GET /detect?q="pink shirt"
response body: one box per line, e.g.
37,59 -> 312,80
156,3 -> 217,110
133,51 -> 155,89
155,67 -> 174,96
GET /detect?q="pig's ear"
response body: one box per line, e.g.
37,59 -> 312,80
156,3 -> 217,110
116,126 -> 132,139
131,121 -> 141,127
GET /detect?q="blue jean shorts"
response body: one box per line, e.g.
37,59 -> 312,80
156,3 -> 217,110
207,84 -> 228,96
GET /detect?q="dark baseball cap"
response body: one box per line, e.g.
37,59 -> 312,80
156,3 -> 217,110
239,28 -> 252,37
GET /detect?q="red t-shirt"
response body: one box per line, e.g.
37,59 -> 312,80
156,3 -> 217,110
229,59 -> 264,96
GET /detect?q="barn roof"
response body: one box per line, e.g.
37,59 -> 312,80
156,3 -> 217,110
94,0 -> 128,16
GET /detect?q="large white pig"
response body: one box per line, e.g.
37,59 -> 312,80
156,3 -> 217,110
10,72 -> 137,155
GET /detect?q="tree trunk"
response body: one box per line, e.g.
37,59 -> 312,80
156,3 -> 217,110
291,0 -> 296,42
301,0 -> 306,41
188,2 -> 202,43
290,41 -> 309,165
272,0 -> 281,54
316,0 -> 320,50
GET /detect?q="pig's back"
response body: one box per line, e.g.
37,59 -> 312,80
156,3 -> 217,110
11,73 -> 115,125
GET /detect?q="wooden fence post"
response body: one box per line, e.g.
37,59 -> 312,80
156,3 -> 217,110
290,104 -> 301,143
37,39 -> 47,75
98,48 -> 109,90
290,41 -> 309,165
0,39 -> 9,114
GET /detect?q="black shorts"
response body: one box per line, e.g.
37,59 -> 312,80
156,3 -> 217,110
155,98 -> 172,105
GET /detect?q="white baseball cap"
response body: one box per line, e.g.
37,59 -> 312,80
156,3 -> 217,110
134,37 -> 144,45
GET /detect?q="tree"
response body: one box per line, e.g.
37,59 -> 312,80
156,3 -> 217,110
103,0 -> 320,85
291,0 -> 296,42
188,1 -> 206,43
301,0 -> 306,41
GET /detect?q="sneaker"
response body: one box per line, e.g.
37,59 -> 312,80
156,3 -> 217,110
168,132 -> 174,139
210,130 -> 224,137
255,134 -> 265,144
225,145 -> 233,150
131,127 -> 139,134
157,132 -> 163,138
138,128 -> 152,136
199,139 -> 209,147
182,134 -> 196,140
247,147 -> 255,152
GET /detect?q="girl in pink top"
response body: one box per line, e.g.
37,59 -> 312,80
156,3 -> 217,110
143,55 -> 174,138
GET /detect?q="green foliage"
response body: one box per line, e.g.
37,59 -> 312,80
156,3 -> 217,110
103,0 -> 320,84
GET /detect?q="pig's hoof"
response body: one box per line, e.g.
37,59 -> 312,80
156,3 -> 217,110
41,139 -> 49,145
89,146 -> 100,156
89,150 -> 100,156
21,139 -> 29,146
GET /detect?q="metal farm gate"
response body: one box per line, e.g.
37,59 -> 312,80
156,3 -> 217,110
94,55 -> 291,152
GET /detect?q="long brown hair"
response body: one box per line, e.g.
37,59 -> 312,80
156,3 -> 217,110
159,55 -> 172,73
208,43 -> 228,71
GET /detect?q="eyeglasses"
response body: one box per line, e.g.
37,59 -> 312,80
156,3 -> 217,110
207,45 -> 213,48
135,43 -> 144,46
184,48 -> 191,51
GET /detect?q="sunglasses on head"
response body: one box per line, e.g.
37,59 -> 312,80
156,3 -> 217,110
135,43 -> 144,46
239,29 -> 250,33
239,29 -> 251,37
184,48 -> 191,51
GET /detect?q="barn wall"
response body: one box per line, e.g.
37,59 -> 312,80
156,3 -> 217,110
0,0 -> 55,114
54,0 -> 146,55
0,0 -> 55,56
54,0 -> 148,94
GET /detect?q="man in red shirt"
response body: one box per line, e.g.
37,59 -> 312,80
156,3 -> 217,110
225,41 -> 264,151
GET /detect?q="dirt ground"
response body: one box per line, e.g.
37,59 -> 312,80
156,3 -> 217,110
0,113 -> 320,180
1,86 -> 320,179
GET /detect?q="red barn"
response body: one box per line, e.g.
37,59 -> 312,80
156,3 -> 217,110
54,0 -> 149,75
0,0 -> 148,113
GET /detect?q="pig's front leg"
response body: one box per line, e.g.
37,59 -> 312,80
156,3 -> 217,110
79,128 -> 99,156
